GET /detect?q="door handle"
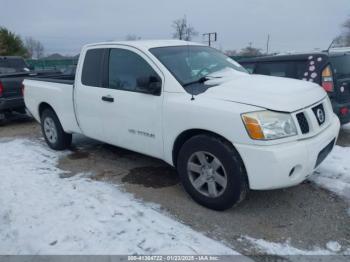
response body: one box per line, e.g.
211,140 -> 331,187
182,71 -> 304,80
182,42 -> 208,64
102,96 -> 114,102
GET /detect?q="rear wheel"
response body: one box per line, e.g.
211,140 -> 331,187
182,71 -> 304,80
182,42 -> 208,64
177,134 -> 248,211
41,109 -> 72,150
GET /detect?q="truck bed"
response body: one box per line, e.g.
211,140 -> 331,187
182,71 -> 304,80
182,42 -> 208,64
28,74 -> 75,85
23,76 -> 80,134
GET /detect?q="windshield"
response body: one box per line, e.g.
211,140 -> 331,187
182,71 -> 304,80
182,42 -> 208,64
330,54 -> 350,78
149,45 -> 247,87
0,58 -> 28,74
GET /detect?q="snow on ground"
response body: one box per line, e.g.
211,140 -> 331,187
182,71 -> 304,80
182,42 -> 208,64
310,145 -> 350,202
0,138 -> 237,255
241,237 -> 349,255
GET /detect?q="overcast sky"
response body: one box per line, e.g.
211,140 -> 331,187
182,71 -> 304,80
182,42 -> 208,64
1,0 -> 349,55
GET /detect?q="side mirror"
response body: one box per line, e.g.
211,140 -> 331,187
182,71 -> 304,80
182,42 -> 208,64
136,76 -> 161,95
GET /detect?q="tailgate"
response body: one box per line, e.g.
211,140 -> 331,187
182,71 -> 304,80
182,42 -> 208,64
0,77 -> 23,98
334,77 -> 350,103
330,54 -> 350,103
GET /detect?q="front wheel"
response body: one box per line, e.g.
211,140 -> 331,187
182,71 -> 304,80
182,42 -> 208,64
177,135 -> 248,211
41,109 -> 72,150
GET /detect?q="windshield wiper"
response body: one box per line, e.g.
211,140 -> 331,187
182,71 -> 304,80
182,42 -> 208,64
183,76 -> 221,87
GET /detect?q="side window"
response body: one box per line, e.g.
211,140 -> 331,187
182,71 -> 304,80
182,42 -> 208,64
81,49 -> 105,87
108,48 -> 161,94
294,61 -> 308,79
255,60 -> 307,79
255,62 -> 296,78
241,62 -> 256,74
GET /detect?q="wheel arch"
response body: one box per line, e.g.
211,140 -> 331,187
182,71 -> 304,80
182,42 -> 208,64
172,129 -> 244,168
172,128 -> 251,207
38,102 -> 55,119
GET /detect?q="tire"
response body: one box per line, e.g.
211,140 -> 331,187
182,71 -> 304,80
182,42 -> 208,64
177,134 -> 248,211
40,109 -> 72,150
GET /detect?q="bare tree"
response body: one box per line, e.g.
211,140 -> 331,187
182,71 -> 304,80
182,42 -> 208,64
25,37 -> 35,58
239,43 -> 262,56
172,16 -> 198,41
125,34 -> 141,41
333,16 -> 350,48
225,50 -> 238,56
342,16 -> 350,45
25,37 -> 44,59
34,41 -> 44,58
333,35 -> 347,48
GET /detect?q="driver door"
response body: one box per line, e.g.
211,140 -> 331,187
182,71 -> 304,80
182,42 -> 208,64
101,47 -> 164,158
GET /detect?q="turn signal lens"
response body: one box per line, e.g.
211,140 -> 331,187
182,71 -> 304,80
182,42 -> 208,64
242,111 -> 297,140
242,115 -> 265,140
321,65 -> 334,92
322,66 -> 332,77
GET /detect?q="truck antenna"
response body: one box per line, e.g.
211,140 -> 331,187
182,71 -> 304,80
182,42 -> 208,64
327,38 -> 336,54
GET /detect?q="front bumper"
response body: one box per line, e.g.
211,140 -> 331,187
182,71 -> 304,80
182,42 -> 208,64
235,115 -> 340,190
0,97 -> 25,112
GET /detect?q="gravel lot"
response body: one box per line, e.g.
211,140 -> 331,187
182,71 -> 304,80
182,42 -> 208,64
1,116 -> 349,255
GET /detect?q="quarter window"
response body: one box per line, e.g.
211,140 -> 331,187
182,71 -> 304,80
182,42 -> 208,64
81,49 -> 105,87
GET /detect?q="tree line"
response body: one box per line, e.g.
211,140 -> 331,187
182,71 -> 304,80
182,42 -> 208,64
126,15 -> 263,56
0,26 -> 44,59
1,15 -> 350,59
334,16 -> 350,47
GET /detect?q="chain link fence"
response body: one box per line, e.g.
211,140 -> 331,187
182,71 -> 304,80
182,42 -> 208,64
26,59 -> 78,71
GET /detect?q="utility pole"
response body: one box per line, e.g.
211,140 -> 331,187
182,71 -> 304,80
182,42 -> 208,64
203,32 -> 217,47
266,34 -> 270,54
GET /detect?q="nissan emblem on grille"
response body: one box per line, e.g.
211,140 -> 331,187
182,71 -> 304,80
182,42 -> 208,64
317,108 -> 325,123
312,104 -> 326,126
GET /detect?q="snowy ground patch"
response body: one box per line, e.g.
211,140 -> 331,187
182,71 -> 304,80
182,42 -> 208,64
241,236 -> 349,256
310,145 -> 350,202
0,138 -> 237,255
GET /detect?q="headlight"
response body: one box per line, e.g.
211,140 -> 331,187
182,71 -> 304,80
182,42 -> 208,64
242,111 -> 297,140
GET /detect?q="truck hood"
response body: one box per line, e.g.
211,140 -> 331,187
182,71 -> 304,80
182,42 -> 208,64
201,74 -> 327,112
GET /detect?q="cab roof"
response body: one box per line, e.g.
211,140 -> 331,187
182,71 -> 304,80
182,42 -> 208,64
239,50 -> 350,63
84,40 -> 205,50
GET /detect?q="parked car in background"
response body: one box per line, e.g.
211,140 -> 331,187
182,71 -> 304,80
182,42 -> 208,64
0,56 -> 61,121
24,40 -> 340,210
239,50 -> 350,125
0,56 -> 30,119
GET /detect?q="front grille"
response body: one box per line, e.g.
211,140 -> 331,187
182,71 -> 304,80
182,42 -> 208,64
296,112 -> 309,134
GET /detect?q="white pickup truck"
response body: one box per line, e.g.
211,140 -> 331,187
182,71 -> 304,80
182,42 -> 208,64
24,40 -> 340,210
